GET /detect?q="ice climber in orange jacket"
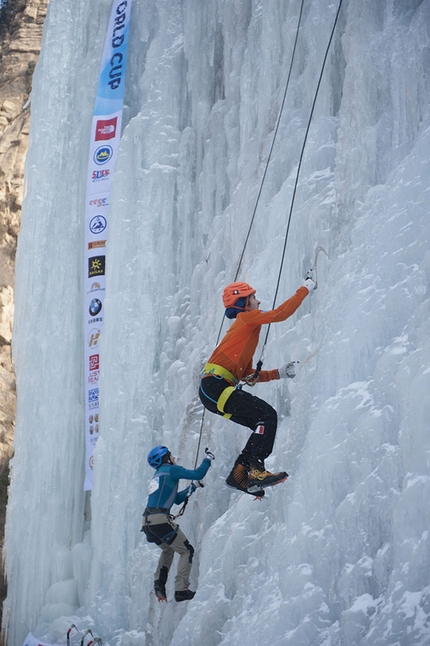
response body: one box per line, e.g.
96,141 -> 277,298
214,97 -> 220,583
199,273 -> 315,494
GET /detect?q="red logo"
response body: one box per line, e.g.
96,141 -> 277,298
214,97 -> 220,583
95,117 -> 117,141
89,354 -> 100,371
254,424 -> 265,435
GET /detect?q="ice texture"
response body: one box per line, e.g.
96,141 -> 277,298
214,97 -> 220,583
3,0 -> 430,645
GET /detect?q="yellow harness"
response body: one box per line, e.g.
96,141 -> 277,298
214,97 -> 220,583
202,363 -> 239,419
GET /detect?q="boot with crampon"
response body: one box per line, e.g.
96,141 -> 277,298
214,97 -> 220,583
226,456 -> 265,498
247,459 -> 288,492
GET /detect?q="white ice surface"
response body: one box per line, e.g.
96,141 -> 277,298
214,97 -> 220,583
3,1 -> 430,645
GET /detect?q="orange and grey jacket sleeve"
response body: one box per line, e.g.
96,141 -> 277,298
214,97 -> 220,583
241,367 -> 280,382
256,369 -> 280,382
254,287 -> 309,325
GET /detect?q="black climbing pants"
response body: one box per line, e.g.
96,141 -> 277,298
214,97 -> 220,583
199,375 -> 277,465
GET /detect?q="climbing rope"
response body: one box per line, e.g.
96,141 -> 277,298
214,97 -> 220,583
192,0 -> 344,469
191,1 -> 306,471
234,0 -> 306,283
250,0 -> 344,383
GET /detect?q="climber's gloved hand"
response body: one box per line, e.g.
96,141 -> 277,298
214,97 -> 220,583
278,362 -> 296,379
187,483 -> 197,496
303,269 -> 316,291
204,448 -> 215,461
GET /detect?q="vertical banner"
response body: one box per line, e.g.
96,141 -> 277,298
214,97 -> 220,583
84,0 -> 132,490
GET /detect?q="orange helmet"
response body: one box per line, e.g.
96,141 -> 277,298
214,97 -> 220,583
222,282 -> 256,308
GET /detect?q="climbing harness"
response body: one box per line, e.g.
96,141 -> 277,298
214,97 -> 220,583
142,510 -> 178,544
200,363 -> 239,418
216,386 -> 235,418
202,363 -> 238,385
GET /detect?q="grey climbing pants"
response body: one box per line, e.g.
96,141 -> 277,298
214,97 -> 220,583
142,512 -> 194,592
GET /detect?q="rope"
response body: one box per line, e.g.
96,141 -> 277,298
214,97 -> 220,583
234,0 -> 306,282
251,0 -> 344,381
192,0 -> 344,470
191,0 -> 306,470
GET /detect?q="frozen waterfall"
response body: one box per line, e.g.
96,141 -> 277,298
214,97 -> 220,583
3,0 -> 430,645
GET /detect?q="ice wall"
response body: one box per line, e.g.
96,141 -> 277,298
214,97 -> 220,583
3,0 -> 430,645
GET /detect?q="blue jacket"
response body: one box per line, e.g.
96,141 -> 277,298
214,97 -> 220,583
146,458 -> 211,511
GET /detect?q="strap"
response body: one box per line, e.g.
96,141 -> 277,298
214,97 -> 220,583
202,363 -> 238,385
144,507 -> 168,515
216,385 -> 235,419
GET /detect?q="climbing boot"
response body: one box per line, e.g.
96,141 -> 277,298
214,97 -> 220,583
154,565 -> 168,601
248,464 -> 288,491
226,462 -> 249,492
175,589 -> 195,602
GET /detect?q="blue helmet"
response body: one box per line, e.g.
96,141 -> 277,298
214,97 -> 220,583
147,445 -> 170,469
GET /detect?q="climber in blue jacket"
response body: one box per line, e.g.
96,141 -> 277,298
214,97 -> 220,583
141,445 -> 214,602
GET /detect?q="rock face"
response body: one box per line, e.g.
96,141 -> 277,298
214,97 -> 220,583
0,0 -> 48,627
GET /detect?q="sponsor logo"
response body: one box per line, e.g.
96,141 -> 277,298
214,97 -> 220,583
89,456 -> 94,469
88,256 -> 105,278
89,215 -> 107,234
89,354 -> 99,371
88,388 -> 99,403
254,424 -> 265,435
88,371 -> 99,385
95,117 -> 117,141
88,328 -> 100,348
89,197 -> 109,208
89,298 -> 102,316
92,169 -> 110,182
88,282 -> 106,295
88,240 -> 106,250
87,285 -> 105,298
94,145 -> 113,165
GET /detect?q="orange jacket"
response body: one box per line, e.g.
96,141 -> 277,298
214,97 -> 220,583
207,286 -> 309,383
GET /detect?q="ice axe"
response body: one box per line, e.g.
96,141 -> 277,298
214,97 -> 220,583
307,245 -> 329,289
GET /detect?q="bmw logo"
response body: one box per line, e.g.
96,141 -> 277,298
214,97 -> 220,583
94,145 -> 113,165
89,215 -> 107,234
89,299 -> 102,316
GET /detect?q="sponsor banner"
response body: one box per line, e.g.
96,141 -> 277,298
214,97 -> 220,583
84,0 -> 132,491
